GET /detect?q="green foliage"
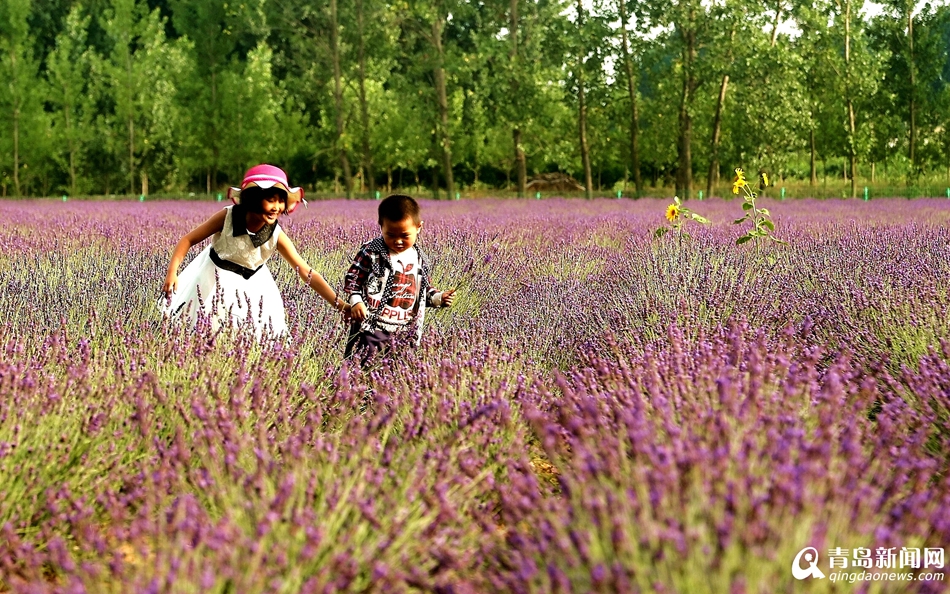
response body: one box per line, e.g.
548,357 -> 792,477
731,168 -> 784,248
654,195 -> 709,239
0,0 -> 949,195
46,4 -> 94,195
0,0 -> 51,196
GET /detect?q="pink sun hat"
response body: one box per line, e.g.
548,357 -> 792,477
227,164 -> 306,214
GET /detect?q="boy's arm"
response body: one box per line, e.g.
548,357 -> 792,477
422,254 -> 455,308
421,253 -> 439,306
343,246 -> 372,305
426,283 -> 441,307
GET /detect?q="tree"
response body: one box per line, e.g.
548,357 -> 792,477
834,0 -> 860,197
217,43 -> 290,179
795,0 -> 837,186
636,0 -> 711,199
703,1 -> 740,198
429,3 -> 456,199
880,0 -> 920,173
616,0 -> 643,195
168,0 -> 239,194
354,0 -> 379,196
46,3 -> 94,195
573,0 -> 593,198
0,0 -> 49,196
97,0 -> 190,195
935,6 -> 950,182
821,0 -> 882,195
329,0 -> 354,198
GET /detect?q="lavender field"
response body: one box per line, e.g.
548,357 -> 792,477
1,197 -> 949,593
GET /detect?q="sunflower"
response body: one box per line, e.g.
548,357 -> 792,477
761,171 -> 769,186
733,168 -> 747,194
665,204 -> 680,222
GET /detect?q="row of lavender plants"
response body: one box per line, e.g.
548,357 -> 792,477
0,198 -> 948,592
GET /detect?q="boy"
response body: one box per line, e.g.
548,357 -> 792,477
344,194 -> 456,364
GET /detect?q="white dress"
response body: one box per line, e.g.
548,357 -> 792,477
163,205 -> 288,337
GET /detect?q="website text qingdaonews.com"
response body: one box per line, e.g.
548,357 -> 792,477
829,571 -> 946,584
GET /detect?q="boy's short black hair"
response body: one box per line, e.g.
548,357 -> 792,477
240,185 -> 287,214
378,194 -> 421,226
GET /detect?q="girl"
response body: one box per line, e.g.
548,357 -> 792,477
161,164 -> 348,337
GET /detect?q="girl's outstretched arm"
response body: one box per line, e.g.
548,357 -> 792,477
162,209 -> 227,295
276,233 -> 350,313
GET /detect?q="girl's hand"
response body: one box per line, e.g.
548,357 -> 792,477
441,289 -> 457,308
162,273 -> 178,297
351,302 -> 368,321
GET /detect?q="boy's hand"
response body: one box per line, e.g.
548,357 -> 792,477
441,289 -> 457,308
351,302 -> 368,321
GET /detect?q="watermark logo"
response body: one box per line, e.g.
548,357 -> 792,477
792,546 -> 946,584
792,547 -> 827,580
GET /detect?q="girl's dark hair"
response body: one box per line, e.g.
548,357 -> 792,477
378,194 -> 420,226
240,185 -> 287,214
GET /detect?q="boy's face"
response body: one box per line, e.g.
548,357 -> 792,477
381,216 -> 422,254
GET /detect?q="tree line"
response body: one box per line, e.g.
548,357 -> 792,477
1,0 -> 949,199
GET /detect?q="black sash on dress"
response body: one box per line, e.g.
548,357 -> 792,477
209,247 -> 261,279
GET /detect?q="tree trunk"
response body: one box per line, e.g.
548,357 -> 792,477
211,70 -> 219,195
675,16 -> 697,199
576,0 -> 593,199
513,128 -> 526,197
126,49 -> 135,196
770,0 -> 784,46
946,129 -> 950,184
356,0 -> 375,197
707,73 -> 729,198
510,0 -> 527,197
809,127 -> 817,186
431,15 -> 454,200
330,0 -> 353,199
844,0 -> 857,198
10,50 -> 20,196
577,65 -> 593,199
618,0 -> 642,195
65,103 -> 77,196
908,7 -> 916,174
707,24 -> 738,199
